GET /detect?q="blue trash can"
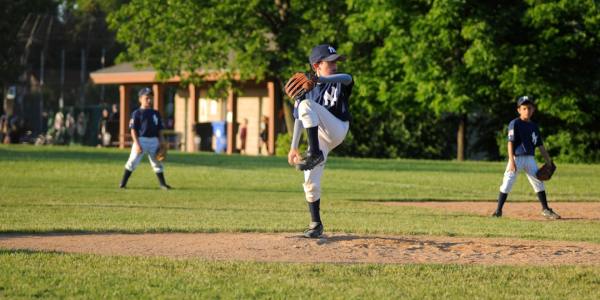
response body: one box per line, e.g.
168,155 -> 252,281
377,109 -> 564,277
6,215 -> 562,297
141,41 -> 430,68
211,121 -> 227,153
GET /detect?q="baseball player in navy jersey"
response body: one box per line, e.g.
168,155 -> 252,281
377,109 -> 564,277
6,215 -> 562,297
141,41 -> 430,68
119,87 -> 172,190
492,96 -> 559,219
288,44 -> 354,238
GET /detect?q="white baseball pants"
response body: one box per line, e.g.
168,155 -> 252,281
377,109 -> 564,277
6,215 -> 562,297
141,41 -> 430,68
499,155 -> 545,193
124,137 -> 164,173
298,99 -> 349,202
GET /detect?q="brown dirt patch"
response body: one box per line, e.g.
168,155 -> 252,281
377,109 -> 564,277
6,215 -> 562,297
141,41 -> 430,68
383,201 -> 600,221
1,232 -> 599,266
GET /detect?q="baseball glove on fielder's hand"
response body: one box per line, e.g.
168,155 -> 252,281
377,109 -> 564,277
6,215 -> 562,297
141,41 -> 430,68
536,162 -> 556,181
156,143 -> 168,161
284,72 -> 318,100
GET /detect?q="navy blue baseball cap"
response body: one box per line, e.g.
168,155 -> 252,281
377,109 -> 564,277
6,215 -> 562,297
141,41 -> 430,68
309,44 -> 346,65
138,87 -> 153,97
517,95 -> 534,106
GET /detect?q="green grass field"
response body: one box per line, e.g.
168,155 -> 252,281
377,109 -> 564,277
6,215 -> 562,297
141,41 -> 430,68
1,145 -> 599,299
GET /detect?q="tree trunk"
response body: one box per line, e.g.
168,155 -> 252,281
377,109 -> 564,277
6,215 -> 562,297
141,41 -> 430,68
274,78 -> 294,134
457,114 -> 466,161
282,99 -> 294,134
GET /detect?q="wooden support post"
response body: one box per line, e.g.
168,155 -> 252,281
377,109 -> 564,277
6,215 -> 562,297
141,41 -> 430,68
226,88 -> 237,154
267,81 -> 276,155
118,84 -> 131,149
186,84 -> 197,152
152,83 -> 164,116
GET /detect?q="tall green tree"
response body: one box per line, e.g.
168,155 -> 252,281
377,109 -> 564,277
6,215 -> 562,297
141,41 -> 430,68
108,0 -> 348,130
498,0 -> 600,162
339,0 -> 453,159
343,0 -> 515,160
107,0 -> 600,162
345,0 -> 600,162
397,1 -> 525,161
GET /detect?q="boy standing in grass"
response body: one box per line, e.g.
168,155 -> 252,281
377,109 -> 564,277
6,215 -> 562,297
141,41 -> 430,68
119,87 -> 171,190
492,96 -> 559,219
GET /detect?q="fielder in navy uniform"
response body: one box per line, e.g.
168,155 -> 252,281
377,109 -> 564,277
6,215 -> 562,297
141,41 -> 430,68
492,96 -> 559,219
288,44 -> 354,238
119,87 -> 172,190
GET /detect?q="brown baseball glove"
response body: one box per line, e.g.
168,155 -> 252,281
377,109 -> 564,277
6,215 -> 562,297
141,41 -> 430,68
156,143 -> 168,161
284,72 -> 318,100
536,162 -> 556,181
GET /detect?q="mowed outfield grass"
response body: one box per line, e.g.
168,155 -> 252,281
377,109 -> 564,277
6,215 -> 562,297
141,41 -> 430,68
2,250 -> 600,299
1,145 -> 600,299
0,145 -> 599,242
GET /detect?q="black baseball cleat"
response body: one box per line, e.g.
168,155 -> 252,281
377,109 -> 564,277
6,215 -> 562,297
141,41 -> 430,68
119,184 -> 127,189
159,184 -> 172,190
491,210 -> 502,217
296,150 -> 324,171
303,222 -> 324,238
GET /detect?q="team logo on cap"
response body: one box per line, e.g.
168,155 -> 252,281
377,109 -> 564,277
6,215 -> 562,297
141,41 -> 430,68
328,46 -> 336,54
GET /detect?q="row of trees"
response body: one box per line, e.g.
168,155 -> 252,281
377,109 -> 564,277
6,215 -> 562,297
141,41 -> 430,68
341,0 -> 600,162
109,0 -> 600,162
5,1 -> 598,162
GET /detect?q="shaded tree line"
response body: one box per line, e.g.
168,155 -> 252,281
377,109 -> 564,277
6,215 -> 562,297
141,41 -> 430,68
338,0 -> 600,163
12,0 -> 596,162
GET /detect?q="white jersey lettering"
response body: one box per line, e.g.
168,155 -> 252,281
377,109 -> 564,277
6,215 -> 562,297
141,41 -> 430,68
323,85 -> 338,107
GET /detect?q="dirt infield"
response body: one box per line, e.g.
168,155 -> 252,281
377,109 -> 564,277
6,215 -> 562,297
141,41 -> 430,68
383,201 -> 600,221
1,232 -> 600,266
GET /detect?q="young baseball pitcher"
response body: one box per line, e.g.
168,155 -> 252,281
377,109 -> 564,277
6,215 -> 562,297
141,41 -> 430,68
285,44 -> 354,238
119,87 -> 171,190
492,96 -> 560,219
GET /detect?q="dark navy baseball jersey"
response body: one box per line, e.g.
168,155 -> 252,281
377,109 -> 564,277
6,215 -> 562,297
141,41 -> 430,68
293,78 -> 354,122
507,118 -> 543,156
129,108 -> 164,138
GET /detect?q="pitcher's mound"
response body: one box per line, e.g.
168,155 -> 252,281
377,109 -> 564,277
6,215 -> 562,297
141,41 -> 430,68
2,232 -> 600,265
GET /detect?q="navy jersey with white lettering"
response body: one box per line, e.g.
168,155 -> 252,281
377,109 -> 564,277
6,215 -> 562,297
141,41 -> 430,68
129,108 -> 163,138
507,118 -> 543,156
293,78 -> 354,122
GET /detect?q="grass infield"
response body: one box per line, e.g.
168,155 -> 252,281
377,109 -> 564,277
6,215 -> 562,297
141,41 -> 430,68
1,145 -> 599,242
1,145 -> 600,298
1,250 -> 600,299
